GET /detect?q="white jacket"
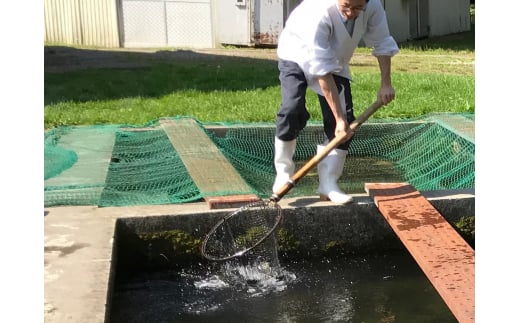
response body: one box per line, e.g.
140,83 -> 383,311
277,0 -> 399,95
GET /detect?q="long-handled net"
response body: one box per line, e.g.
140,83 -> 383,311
201,200 -> 283,261
200,101 -> 383,262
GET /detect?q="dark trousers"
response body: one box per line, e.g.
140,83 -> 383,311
275,59 -> 356,151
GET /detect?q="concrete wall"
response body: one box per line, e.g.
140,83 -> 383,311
115,190 -> 475,269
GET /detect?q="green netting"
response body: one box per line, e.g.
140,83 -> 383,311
99,129 -> 201,206
44,127 -> 78,180
44,113 -> 474,207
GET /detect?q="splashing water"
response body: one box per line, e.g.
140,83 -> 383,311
195,259 -> 296,297
179,259 -> 296,316
193,275 -> 229,290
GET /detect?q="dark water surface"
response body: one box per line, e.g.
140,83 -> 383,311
110,249 -> 457,323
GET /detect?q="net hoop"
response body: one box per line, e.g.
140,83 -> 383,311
201,199 -> 283,262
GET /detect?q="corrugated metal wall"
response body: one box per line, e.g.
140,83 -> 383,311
44,0 -> 120,48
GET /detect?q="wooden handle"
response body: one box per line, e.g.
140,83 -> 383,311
271,100 -> 383,201
349,100 -> 384,131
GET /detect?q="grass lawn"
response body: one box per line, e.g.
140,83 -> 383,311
44,27 -> 474,129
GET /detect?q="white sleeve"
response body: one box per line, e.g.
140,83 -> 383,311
362,0 -> 399,57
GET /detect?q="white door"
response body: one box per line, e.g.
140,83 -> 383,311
215,0 -> 252,46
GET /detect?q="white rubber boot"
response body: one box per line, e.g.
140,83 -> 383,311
317,145 -> 353,204
272,137 -> 297,193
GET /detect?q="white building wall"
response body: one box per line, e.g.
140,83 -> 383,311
429,0 -> 471,37
382,0 -> 410,43
44,0 -> 472,49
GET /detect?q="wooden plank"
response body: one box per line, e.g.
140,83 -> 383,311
365,182 -> 475,323
160,118 -> 259,209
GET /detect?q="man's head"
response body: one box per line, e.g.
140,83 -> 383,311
337,0 -> 368,20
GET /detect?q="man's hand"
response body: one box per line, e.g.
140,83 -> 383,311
378,85 -> 395,105
335,119 -> 354,143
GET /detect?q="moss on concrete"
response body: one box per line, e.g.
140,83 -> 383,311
235,226 -> 268,248
277,228 -> 301,253
138,229 -> 203,269
453,215 -> 475,248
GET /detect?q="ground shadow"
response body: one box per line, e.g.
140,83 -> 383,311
44,46 -> 280,105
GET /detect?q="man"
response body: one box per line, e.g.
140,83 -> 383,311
272,0 -> 399,204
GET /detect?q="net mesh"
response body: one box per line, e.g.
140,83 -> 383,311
201,200 -> 282,261
44,113 -> 474,207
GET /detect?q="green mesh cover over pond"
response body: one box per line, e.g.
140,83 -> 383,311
44,113 -> 474,207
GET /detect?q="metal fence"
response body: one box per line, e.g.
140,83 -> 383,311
120,0 -> 214,48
